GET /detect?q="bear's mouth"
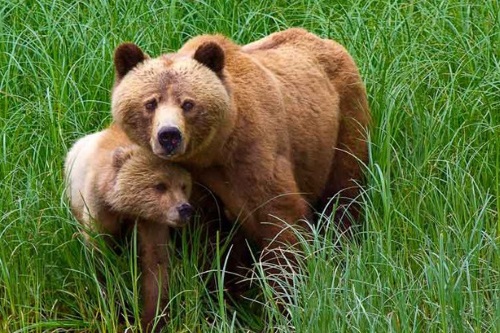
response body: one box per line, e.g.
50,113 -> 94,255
164,203 -> 192,228
151,138 -> 186,160
153,147 -> 182,159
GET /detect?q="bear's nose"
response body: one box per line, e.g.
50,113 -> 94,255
177,203 -> 194,221
157,126 -> 182,155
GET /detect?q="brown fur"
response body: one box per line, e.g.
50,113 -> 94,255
184,184 -> 255,294
64,124 -> 192,332
112,28 -> 370,297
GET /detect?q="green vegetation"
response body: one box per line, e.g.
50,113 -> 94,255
0,0 -> 498,332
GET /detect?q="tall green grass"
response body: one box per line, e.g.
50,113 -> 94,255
0,0 -> 498,332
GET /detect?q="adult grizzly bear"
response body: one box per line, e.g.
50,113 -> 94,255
111,28 -> 370,294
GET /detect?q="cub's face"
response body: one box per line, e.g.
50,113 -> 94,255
110,147 -> 193,228
111,42 -> 230,161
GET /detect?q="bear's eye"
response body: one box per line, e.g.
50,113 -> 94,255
181,184 -> 187,192
181,100 -> 194,112
145,99 -> 158,112
153,183 -> 167,193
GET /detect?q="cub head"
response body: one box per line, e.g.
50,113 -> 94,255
109,146 -> 193,227
111,41 -> 231,161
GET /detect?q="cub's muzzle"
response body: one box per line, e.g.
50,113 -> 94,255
177,203 -> 194,221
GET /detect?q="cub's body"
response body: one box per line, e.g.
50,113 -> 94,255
66,125 -> 128,236
64,124 -> 193,332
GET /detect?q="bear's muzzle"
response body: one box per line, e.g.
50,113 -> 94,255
177,202 -> 194,221
157,126 -> 183,155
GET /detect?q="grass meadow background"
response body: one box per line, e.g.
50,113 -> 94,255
1,0 -> 498,332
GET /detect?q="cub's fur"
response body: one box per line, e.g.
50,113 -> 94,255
64,123 -> 192,332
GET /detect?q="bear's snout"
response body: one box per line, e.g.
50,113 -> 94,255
177,203 -> 194,221
157,126 -> 182,155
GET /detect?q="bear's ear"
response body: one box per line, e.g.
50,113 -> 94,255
193,42 -> 225,74
112,147 -> 134,171
114,43 -> 148,81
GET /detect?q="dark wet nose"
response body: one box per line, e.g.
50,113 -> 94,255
157,127 -> 182,155
177,203 -> 194,221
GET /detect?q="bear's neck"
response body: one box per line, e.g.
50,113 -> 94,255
179,94 -> 238,169
180,126 -> 236,168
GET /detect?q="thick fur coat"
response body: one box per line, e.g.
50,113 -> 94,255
111,28 -> 370,298
64,123 -> 193,331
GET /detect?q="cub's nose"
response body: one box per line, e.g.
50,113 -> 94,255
157,127 -> 182,155
177,203 -> 194,221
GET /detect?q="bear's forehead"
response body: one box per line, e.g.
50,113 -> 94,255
134,56 -> 208,85
114,55 -> 219,105
141,56 -> 194,74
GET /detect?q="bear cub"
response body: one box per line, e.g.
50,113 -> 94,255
64,123 -> 193,332
64,123 -> 193,234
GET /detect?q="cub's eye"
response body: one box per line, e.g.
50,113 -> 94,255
154,183 -> 167,193
181,184 -> 187,192
181,100 -> 194,112
145,99 -> 158,112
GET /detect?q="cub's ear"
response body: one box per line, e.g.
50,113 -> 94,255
193,42 -> 225,74
114,43 -> 148,81
112,147 -> 134,170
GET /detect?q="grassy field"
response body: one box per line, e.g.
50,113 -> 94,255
1,0 -> 498,332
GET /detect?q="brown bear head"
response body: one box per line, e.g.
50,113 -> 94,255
111,42 -> 231,163
108,146 -> 193,227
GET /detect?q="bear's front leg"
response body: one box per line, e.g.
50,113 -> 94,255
200,155 -> 310,305
247,156 -> 310,306
137,221 -> 170,333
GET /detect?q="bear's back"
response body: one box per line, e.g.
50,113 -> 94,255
64,131 -> 105,221
239,29 -> 369,201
